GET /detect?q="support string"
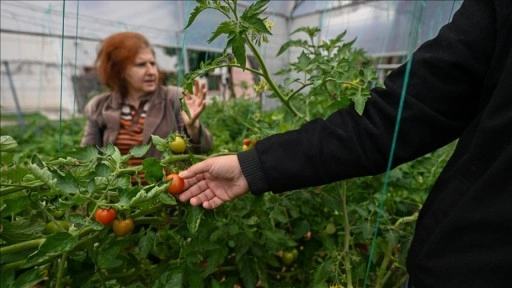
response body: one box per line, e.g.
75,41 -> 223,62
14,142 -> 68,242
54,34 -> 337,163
363,1 -> 425,287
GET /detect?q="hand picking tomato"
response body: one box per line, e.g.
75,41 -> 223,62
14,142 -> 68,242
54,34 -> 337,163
166,173 -> 185,195
169,135 -> 186,154
113,218 -> 134,237
95,208 -> 117,226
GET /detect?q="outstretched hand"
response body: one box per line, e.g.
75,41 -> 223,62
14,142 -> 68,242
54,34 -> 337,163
178,155 -> 249,209
181,80 -> 207,130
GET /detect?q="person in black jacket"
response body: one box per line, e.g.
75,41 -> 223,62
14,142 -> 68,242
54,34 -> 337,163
177,1 -> 512,287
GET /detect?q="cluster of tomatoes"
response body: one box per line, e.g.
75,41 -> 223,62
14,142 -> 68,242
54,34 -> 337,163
92,135 -> 189,236
94,208 -> 134,237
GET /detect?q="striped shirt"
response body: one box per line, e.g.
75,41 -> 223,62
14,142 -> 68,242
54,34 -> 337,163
114,100 -> 150,168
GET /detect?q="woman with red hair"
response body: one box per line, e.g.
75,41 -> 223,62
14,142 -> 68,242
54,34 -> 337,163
81,32 -> 213,163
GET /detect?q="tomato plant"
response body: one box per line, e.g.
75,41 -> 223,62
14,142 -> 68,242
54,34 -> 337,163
169,135 -> 186,154
113,218 -> 134,236
166,173 -> 185,195
95,208 -> 117,226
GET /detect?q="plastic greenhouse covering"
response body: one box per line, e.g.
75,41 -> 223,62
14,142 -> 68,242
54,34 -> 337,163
1,0 -> 462,119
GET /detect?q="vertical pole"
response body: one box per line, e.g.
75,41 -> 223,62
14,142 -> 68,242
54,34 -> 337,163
2,61 -> 26,129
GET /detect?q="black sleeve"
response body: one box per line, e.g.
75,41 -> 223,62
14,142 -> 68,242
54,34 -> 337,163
239,0 -> 497,195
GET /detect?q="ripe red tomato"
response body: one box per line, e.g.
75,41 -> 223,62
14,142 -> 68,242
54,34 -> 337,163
95,208 -> 116,226
243,138 -> 251,146
166,173 -> 185,195
113,218 -> 134,237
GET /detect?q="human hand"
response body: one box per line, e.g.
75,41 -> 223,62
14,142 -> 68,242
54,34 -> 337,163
178,155 -> 249,209
182,79 -> 207,134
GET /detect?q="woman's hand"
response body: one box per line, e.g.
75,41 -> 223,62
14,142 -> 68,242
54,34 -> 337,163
182,80 -> 207,139
178,155 -> 249,209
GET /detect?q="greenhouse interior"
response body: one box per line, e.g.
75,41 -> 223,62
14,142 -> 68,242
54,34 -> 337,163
3,1 -> 511,288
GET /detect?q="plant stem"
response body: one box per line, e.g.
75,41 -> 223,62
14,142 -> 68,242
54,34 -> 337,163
0,239 -> 44,255
56,252 -> 68,288
339,181 -> 353,288
246,39 -> 303,119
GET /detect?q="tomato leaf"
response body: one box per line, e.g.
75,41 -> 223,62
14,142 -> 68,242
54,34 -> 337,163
159,193 -> 177,205
129,144 -> 150,158
152,268 -> 183,288
7,269 -> 44,288
96,238 -> 131,269
27,164 -> 56,189
70,145 -> 99,162
142,157 -> 164,184
186,205 -> 203,234
24,233 -> 78,267
151,135 -> 168,152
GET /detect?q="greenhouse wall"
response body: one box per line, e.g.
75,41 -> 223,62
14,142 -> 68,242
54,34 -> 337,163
1,0 -> 463,118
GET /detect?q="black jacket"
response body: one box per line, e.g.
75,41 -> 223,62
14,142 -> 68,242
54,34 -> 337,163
238,1 -> 512,287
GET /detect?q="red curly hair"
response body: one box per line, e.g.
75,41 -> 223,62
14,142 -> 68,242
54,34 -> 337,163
95,32 -> 163,95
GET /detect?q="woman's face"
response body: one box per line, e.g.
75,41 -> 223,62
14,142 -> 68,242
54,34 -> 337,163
124,48 -> 158,96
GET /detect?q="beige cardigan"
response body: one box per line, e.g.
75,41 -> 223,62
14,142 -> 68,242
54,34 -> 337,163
80,85 -> 213,159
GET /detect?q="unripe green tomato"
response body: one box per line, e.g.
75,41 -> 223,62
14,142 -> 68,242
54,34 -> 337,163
325,223 -> 337,234
43,220 -> 70,234
282,251 -> 296,265
169,136 -> 186,154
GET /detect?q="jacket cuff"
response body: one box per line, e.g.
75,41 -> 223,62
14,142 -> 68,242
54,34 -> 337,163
237,149 -> 269,195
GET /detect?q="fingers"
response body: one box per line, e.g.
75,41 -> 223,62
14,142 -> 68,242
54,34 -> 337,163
179,160 -> 212,180
179,182 -> 225,209
193,79 -> 207,101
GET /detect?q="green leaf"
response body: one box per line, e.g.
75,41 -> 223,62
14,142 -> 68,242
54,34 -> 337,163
0,269 -> 14,288
240,0 -> 269,20
151,135 -> 168,152
151,269 -> 183,288
228,32 -> 247,68
70,145 -> 99,162
294,51 -> 311,72
118,186 -> 139,205
186,205 -> 204,234
0,135 -> 17,151
159,193 -> 177,205
55,172 -> 80,194
207,21 -> 235,44
203,246 -> 228,276
27,164 -> 56,189
239,256 -> 258,288
24,233 -> 78,267
138,230 -> 156,258
352,90 -> 370,115
131,183 -> 167,205
95,163 -> 111,177
0,197 -> 30,218
9,268 -> 44,288
243,17 -> 271,35
96,238 -> 131,269
142,157 -> 164,184
130,144 -> 151,158
291,26 -> 321,39
276,39 -> 308,56
0,218 -> 45,244
185,0 -> 210,29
